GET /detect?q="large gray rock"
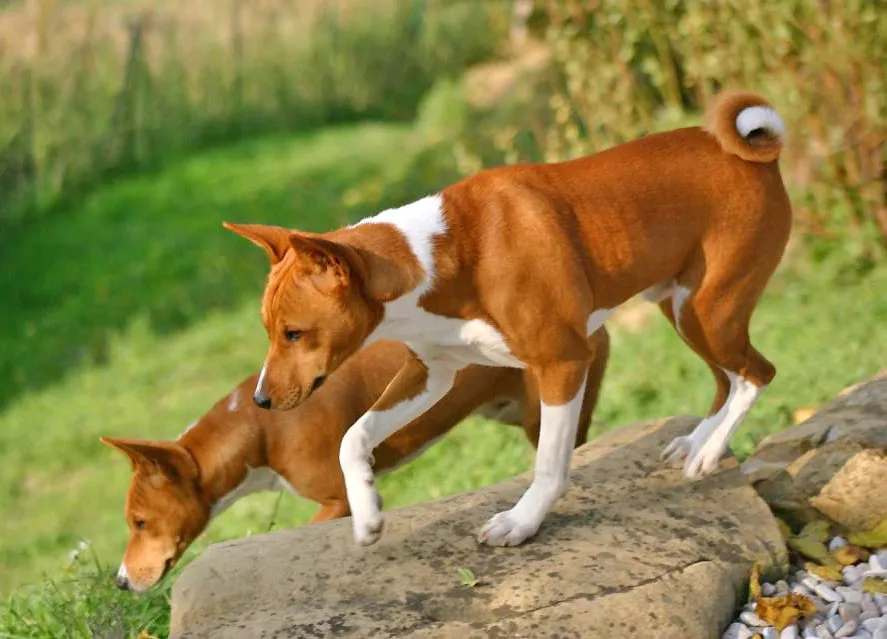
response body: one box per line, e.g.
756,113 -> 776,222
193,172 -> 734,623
741,370 -> 887,529
170,416 -> 787,639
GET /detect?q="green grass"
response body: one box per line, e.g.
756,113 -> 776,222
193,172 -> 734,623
1,119 -> 886,637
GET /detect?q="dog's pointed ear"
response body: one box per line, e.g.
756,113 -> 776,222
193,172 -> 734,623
100,436 -> 199,481
223,222 -> 293,265
289,234 -> 355,294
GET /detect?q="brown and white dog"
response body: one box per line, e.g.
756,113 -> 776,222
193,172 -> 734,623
101,337 -> 609,591
225,90 -> 792,548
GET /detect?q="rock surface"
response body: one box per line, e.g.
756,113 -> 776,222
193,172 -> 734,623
742,370 -> 887,530
170,416 -> 786,639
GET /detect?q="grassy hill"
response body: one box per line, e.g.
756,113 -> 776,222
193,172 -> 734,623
1,119 -> 885,637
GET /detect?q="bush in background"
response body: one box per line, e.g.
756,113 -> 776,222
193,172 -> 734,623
465,0 -> 886,259
0,0 -> 507,224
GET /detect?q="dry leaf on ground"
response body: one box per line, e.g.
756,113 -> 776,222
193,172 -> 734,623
749,563 -> 762,601
848,519 -> 887,549
805,562 -> 844,582
862,577 -> 887,595
831,544 -> 869,566
755,593 -> 818,631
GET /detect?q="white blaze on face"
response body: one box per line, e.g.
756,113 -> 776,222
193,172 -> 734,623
255,364 -> 269,397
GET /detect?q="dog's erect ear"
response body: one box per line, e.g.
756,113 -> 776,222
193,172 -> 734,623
100,436 -> 199,481
222,222 -> 293,265
289,233 -> 355,294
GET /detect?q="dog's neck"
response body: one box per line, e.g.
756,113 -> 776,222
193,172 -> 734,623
176,384 -> 273,517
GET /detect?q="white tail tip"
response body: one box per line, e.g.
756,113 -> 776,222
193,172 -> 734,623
736,106 -> 786,140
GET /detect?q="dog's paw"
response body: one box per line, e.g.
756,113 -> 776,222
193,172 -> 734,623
661,435 -> 723,479
477,509 -> 539,547
352,512 -> 385,546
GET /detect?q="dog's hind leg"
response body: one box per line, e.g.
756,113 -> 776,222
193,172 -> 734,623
660,268 -> 776,479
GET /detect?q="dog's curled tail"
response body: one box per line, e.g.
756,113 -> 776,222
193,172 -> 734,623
704,90 -> 785,163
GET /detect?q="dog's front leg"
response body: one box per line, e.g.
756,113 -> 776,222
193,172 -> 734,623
339,353 -> 458,546
478,360 -> 589,547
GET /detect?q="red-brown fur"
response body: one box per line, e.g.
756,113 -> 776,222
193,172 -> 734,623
101,335 -> 609,591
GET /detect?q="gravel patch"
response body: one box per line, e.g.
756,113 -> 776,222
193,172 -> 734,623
724,541 -> 887,639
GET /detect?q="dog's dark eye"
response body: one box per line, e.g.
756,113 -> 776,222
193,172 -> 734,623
284,329 -> 303,343
134,519 -> 146,530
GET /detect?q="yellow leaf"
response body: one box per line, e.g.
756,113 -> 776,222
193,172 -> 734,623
755,593 -> 818,631
777,518 -> 793,540
800,520 -> 831,543
831,544 -> 869,566
847,519 -> 887,549
862,577 -> 887,595
749,563 -> 762,601
804,562 -> 843,582
788,535 -> 841,569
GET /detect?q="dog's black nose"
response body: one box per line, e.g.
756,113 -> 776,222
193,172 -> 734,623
115,574 -> 130,591
253,393 -> 272,409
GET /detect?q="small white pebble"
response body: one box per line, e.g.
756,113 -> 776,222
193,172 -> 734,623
723,621 -> 754,639
844,566 -> 863,586
830,537 -> 849,551
840,603 -> 863,622
777,580 -> 791,594
830,615 -> 847,632
817,625 -> 835,639
807,577 -> 826,590
873,627 -> 887,639
862,618 -> 885,632
876,551 -> 887,566
796,584 -> 814,596
836,621 -> 860,638
764,627 -> 780,639
862,597 -> 880,616
839,588 -> 864,605
818,585 -> 845,603
871,556 -> 884,573
763,582 -> 778,596
741,611 -> 769,627
781,626 -> 800,639
852,630 -> 873,639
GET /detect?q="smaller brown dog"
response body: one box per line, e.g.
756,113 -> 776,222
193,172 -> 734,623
102,335 -> 609,591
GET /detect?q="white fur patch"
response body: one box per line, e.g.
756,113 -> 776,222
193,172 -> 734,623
255,364 -> 269,398
227,389 -> 240,412
210,466 -> 297,519
479,371 -> 589,546
358,195 -> 526,369
340,365 -> 458,546
116,562 -> 128,582
736,106 -> 786,140
662,372 -> 764,477
671,285 -> 692,338
585,308 -> 614,336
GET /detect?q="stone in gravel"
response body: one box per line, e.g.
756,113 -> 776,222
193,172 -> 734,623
807,577 -> 827,590
839,587 -> 864,605
742,610 -> 769,627
830,615 -> 847,632
862,618 -> 885,632
873,627 -> 887,639
797,584 -> 814,596
831,538 -> 850,551
723,622 -> 755,639
764,628 -> 780,639
836,621 -> 860,638
764,582 -> 778,596
817,625 -> 835,639
862,596 -> 880,616
845,566 -> 864,586
777,580 -> 791,594
840,603 -> 863,622
781,626 -> 800,639
818,585 -> 845,603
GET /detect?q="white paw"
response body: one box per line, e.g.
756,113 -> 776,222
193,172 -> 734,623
661,434 -> 724,479
477,509 -> 540,547
352,509 -> 385,546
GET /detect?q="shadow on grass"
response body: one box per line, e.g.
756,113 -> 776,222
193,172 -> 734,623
0,123 -> 461,412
